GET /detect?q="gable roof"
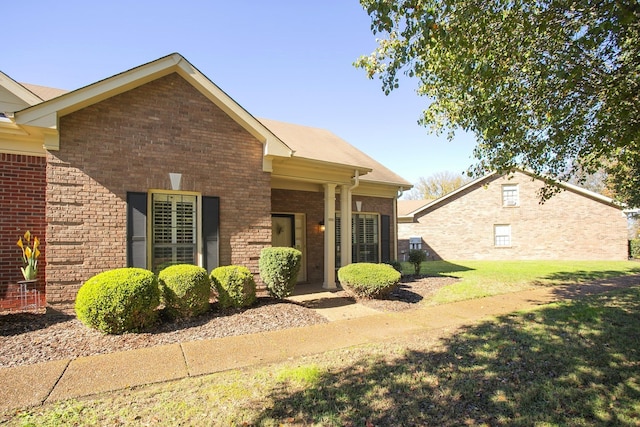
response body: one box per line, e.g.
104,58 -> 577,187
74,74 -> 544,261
0,71 -> 44,113
399,169 -> 622,220
4,53 -> 411,189
21,83 -> 68,101
13,53 -> 293,159
397,199 -> 433,217
259,118 -> 411,187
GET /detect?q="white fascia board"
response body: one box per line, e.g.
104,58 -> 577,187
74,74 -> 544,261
173,57 -> 293,158
14,54 -> 183,127
0,71 -> 43,108
13,53 -> 294,161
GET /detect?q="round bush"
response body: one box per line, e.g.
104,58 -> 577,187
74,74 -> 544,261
259,247 -> 302,299
210,265 -> 257,309
75,268 -> 160,334
158,264 -> 211,319
385,260 -> 403,274
338,263 -> 401,299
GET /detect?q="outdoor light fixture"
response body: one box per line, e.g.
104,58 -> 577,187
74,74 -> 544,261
319,221 -> 325,232
169,173 -> 182,191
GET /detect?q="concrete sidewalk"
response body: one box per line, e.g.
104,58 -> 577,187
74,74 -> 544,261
1,279 -> 635,411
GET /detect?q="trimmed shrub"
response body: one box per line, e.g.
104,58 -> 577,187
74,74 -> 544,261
408,249 -> 428,275
75,268 -> 160,334
338,262 -> 401,299
385,260 -> 403,274
259,247 -> 302,299
158,264 -> 211,319
210,265 -> 257,309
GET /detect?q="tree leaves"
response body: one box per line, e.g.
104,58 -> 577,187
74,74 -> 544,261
356,0 -> 640,205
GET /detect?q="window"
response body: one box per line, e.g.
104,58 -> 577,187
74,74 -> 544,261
336,213 -> 386,266
494,224 -> 512,247
502,184 -> 519,207
353,213 -> 379,263
127,192 -> 219,273
151,193 -> 197,272
409,237 -> 422,250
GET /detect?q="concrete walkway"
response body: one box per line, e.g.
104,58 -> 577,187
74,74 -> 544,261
1,279 -> 636,412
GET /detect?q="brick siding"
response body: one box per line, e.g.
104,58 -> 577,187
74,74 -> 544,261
0,154 -> 47,312
272,189 -> 325,283
398,171 -> 628,261
46,73 -> 271,308
272,190 -> 397,283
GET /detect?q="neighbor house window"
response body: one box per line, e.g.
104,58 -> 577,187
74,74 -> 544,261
494,224 -> 512,247
409,237 -> 422,250
502,184 -> 519,207
151,193 -> 197,272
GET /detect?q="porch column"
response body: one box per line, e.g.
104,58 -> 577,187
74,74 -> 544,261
323,183 -> 337,289
340,184 -> 352,268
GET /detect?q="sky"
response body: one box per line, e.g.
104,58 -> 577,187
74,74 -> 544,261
3,0 -> 479,187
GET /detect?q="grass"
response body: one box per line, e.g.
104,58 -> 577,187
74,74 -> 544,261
401,260 -> 640,305
7,285 -> 640,426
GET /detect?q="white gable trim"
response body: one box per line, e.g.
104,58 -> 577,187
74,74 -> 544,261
402,169 -> 622,219
13,53 -> 293,160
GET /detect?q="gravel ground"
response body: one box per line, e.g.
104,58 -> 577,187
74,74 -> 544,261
0,276 -> 455,368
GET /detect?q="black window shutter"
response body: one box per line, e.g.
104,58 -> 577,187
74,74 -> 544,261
127,192 -> 147,268
381,214 -> 391,263
202,196 -> 220,273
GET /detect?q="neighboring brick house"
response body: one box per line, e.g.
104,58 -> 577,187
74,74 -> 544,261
0,53 -> 411,312
398,170 -> 628,261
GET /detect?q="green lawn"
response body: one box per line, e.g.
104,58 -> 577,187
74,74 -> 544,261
401,260 -> 640,305
9,286 -> 640,426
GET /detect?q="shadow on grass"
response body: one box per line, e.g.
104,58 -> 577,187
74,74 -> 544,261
539,268 -> 640,285
250,287 -> 640,426
418,260 -> 475,278
548,274 -> 640,301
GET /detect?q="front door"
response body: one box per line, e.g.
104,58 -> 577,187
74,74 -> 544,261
272,214 -> 294,247
271,213 -> 306,282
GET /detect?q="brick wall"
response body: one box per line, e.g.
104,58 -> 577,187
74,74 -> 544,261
272,189 -> 325,283
272,190 -> 397,283
47,73 -> 271,308
398,171 -> 628,260
0,154 -> 47,311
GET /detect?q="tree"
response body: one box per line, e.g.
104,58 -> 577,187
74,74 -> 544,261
404,170 -> 471,200
356,0 -> 640,206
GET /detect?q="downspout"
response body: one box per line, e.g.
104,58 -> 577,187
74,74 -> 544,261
394,187 -> 404,262
340,170 -> 360,270
350,170 -> 360,191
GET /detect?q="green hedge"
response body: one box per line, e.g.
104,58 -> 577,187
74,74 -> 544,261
158,264 -> 211,319
259,247 -> 302,299
630,239 -> 640,259
210,265 -> 257,309
75,268 -> 160,334
338,262 -> 401,299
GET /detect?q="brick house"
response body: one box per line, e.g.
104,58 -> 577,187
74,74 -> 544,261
0,53 -> 411,312
398,170 -> 628,261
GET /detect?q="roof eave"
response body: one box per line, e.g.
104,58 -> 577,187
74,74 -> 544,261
13,53 -> 294,159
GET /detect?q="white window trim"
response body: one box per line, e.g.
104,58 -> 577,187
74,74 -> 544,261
147,189 -> 203,271
502,184 -> 519,207
494,224 -> 512,247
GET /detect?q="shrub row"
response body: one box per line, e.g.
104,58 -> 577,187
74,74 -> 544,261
75,247 -> 303,334
338,262 -> 401,299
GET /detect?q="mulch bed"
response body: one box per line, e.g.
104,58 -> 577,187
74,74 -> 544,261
0,275 -> 456,368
